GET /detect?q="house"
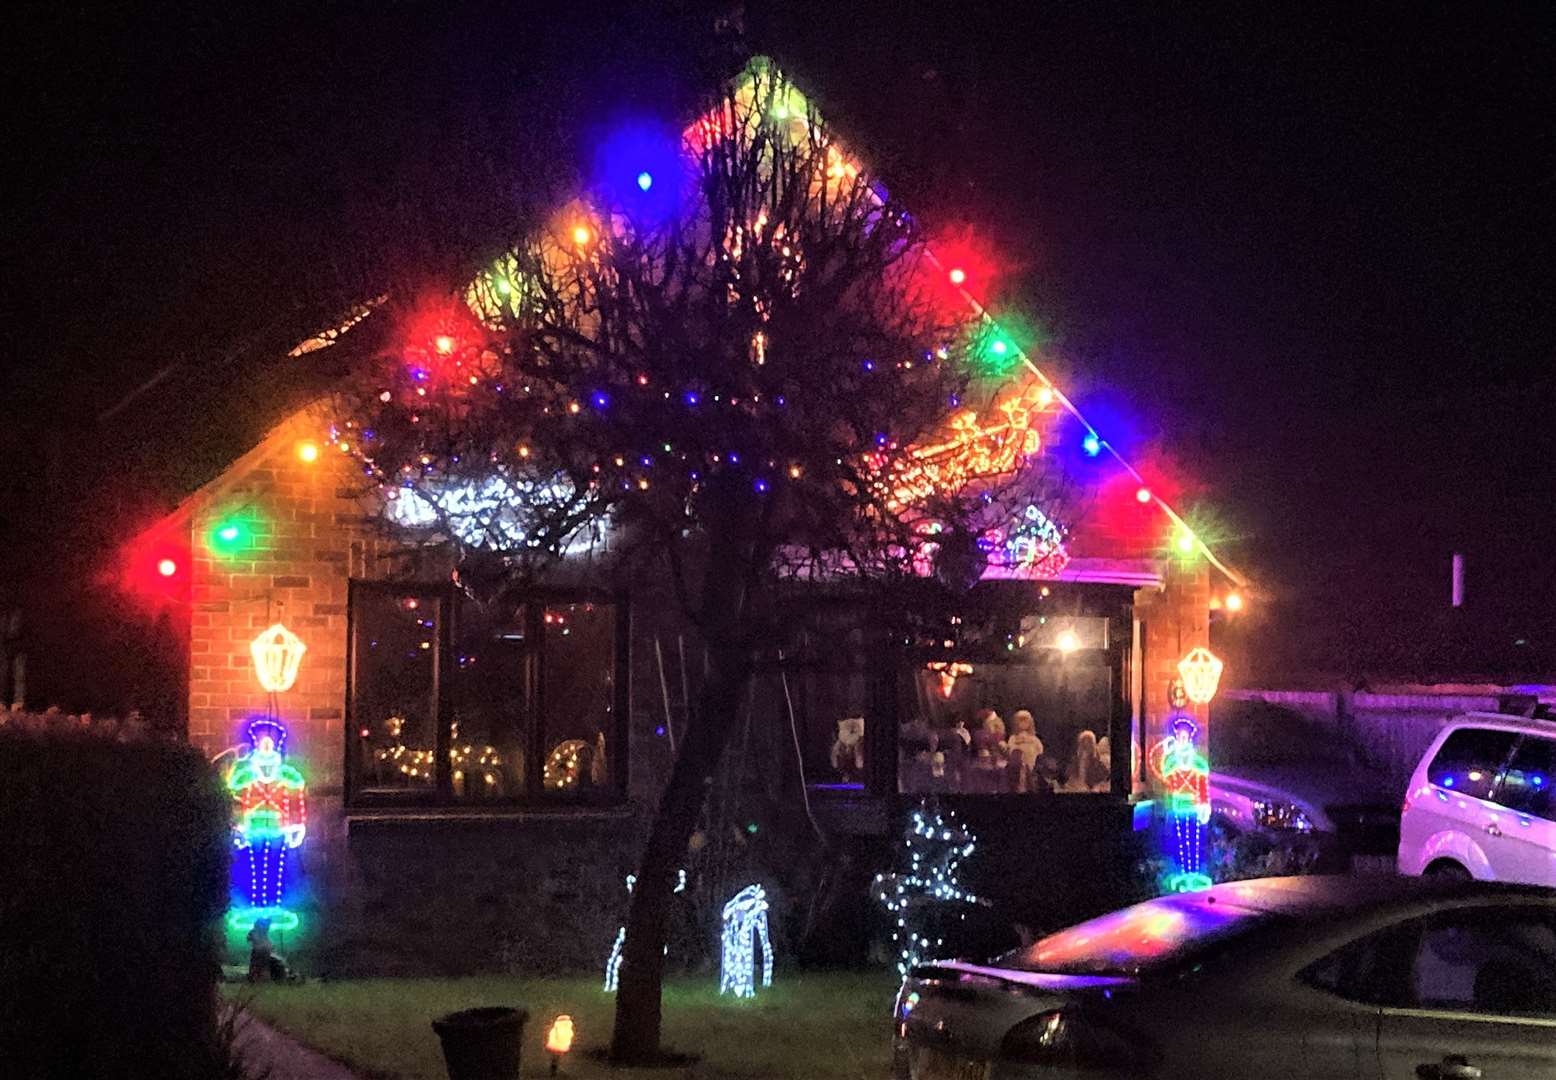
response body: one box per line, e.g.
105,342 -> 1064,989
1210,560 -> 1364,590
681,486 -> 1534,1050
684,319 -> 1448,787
123,59 -> 1245,974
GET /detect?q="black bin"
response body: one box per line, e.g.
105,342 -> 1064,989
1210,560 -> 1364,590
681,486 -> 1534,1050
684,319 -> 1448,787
431,1006 -> 527,1080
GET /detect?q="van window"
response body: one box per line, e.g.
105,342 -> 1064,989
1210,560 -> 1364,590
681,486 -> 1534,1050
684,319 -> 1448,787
1494,737 -> 1556,822
1426,728 -> 1518,800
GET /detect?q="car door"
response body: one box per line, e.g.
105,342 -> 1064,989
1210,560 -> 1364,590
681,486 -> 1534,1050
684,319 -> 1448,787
1486,736 -> 1556,887
1410,728 -> 1521,879
1374,906 -> 1556,1079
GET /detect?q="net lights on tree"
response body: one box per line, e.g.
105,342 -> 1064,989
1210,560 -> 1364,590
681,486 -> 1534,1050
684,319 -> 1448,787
251,623 -> 308,694
719,884 -> 775,998
1176,647 -> 1224,705
874,805 -> 980,975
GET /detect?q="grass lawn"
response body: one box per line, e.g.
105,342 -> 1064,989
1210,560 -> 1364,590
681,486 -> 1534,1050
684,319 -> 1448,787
228,972 -> 896,1079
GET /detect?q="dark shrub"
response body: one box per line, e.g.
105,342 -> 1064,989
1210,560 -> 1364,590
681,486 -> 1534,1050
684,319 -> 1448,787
0,713 -> 231,1079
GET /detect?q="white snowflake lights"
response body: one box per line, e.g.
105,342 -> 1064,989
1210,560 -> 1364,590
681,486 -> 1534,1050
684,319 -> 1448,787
719,884 -> 774,998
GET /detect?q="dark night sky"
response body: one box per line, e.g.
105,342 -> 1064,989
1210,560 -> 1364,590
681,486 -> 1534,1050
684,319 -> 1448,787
5,2 -> 1554,688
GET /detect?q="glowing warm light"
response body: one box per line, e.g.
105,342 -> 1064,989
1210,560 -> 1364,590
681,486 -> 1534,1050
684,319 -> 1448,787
1136,487 -> 1152,504
157,558 -> 178,578
571,224 -> 593,246
434,334 -> 455,354
545,1015 -> 575,1055
926,661 -> 974,698
1224,592 -> 1244,613
948,267 -> 966,285
250,623 -> 308,693
1177,647 -> 1225,705
296,441 -> 320,464
1056,629 -> 1081,654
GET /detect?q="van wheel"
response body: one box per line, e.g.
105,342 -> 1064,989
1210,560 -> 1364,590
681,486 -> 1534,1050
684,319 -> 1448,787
1425,859 -> 1471,881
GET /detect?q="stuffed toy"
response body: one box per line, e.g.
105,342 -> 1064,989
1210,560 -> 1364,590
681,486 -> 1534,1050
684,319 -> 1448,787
830,715 -> 866,779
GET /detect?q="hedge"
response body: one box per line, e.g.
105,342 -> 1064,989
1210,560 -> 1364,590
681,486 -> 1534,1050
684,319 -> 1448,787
0,712 -> 232,1079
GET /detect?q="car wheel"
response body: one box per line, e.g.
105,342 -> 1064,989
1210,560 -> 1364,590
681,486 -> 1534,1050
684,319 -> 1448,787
1425,859 -> 1471,881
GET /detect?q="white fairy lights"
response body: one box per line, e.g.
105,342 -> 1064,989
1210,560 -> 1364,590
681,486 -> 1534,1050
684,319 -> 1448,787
719,884 -> 775,998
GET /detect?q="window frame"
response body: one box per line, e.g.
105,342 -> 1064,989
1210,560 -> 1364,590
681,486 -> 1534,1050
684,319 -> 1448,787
345,579 -> 630,810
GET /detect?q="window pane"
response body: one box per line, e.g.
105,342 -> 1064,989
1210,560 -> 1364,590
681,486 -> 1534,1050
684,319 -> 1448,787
351,589 -> 441,796
898,656 -> 1114,795
1496,737 -> 1556,821
450,601 -> 530,801
541,601 -> 616,795
1408,910 -> 1556,1016
1426,728 -> 1518,799
798,669 -> 871,788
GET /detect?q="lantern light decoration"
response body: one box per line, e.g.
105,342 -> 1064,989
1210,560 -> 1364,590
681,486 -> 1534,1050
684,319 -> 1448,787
546,1015 -> 575,1074
719,884 -> 775,998
251,623 -> 308,694
1176,647 -> 1224,705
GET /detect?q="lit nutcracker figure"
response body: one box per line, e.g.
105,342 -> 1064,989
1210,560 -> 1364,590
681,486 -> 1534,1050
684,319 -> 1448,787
228,718 -> 307,930
1152,713 -> 1211,893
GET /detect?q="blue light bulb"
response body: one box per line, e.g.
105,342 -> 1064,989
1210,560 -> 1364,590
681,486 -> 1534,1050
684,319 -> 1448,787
1082,433 -> 1102,457
636,171 -> 653,191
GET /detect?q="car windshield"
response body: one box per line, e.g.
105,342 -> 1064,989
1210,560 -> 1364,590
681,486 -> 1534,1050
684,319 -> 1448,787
1001,893 -> 1279,976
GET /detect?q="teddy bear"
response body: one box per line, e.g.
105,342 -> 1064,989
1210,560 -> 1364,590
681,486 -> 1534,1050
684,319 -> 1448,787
830,715 -> 866,780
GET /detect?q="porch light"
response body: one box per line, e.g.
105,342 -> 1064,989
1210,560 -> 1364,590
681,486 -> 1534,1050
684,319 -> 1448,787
1055,629 -> 1080,654
1176,647 -> 1224,705
251,623 -> 307,693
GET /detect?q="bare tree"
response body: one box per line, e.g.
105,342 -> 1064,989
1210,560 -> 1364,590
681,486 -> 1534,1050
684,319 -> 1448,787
330,60 -> 1066,1062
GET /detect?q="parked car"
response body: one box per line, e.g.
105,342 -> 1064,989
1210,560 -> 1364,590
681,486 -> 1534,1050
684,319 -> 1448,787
1398,711 -> 1556,886
893,875 -> 1556,1080
1209,700 -> 1399,868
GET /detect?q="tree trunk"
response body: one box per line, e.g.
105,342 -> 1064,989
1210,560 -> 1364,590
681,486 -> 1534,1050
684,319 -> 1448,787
610,508 -> 761,1064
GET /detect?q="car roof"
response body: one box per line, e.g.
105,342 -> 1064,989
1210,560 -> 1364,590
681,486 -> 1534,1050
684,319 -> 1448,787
1445,711 -> 1556,737
1198,874 -> 1555,920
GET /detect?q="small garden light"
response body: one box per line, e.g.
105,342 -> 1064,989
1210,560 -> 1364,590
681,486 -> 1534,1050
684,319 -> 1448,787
545,1014 -> 575,1075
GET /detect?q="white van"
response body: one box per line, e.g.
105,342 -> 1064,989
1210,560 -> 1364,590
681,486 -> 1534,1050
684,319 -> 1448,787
1398,712 -> 1556,886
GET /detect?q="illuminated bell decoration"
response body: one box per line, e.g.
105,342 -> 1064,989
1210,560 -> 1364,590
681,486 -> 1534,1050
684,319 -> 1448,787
251,623 -> 308,693
1176,648 -> 1225,705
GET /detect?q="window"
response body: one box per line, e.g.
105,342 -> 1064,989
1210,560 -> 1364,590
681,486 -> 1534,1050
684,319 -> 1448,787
1494,737 -> 1556,821
898,649 -> 1115,795
347,582 -> 627,807
1426,728 -> 1519,800
1404,910 -> 1556,1016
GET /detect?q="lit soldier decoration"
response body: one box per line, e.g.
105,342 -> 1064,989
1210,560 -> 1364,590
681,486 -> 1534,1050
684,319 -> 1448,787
228,718 -> 307,930
1154,713 -> 1211,893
